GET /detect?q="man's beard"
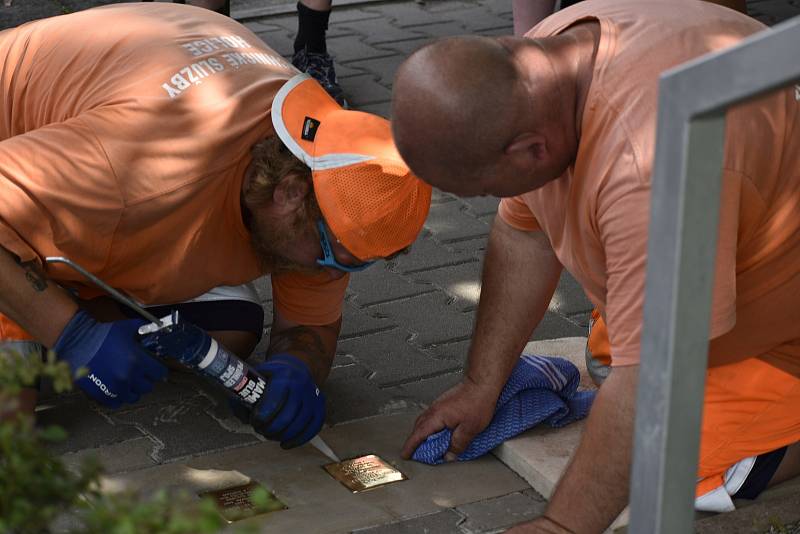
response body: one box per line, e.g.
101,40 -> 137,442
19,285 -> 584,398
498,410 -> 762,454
249,210 -> 322,275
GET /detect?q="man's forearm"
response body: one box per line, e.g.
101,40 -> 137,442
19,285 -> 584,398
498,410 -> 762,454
466,218 -> 563,396
0,246 -> 77,346
542,365 -> 639,532
267,320 -> 340,385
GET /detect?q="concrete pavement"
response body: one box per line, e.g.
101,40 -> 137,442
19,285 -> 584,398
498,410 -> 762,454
3,0 -> 800,531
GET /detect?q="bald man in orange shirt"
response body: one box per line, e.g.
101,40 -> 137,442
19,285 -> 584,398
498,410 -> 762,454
392,0 -> 800,531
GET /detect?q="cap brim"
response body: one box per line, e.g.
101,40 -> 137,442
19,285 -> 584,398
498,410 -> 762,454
272,74 -> 431,260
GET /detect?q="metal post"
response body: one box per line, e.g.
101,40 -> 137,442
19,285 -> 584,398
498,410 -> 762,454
629,16 -> 800,533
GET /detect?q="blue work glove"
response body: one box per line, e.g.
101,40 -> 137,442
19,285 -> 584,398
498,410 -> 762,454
53,310 -> 168,409
234,353 -> 325,449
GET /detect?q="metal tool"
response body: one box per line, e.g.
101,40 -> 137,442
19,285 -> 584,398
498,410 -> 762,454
45,256 -> 164,328
310,435 -> 340,463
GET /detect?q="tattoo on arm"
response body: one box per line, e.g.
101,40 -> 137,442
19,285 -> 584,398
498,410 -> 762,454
268,326 -> 326,357
21,262 -> 48,292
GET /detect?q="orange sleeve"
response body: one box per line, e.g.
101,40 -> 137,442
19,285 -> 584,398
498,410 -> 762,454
271,270 -> 350,326
498,196 -> 541,232
600,185 -> 650,366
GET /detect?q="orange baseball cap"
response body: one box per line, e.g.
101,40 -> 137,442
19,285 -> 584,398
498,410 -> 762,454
271,73 -> 431,261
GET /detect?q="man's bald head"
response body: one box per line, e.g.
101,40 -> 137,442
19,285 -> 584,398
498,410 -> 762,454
392,36 -> 524,194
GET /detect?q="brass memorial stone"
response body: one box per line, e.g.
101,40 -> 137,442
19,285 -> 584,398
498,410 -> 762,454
323,454 -> 407,493
199,481 -> 286,523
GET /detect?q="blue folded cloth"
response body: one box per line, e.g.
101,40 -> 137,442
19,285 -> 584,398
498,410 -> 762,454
412,354 -> 596,465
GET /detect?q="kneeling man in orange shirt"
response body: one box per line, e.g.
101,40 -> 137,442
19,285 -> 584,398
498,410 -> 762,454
392,0 -> 800,531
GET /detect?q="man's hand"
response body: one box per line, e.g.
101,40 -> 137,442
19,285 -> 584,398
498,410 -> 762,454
401,219 -> 563,460
248,353 -> 325,448
401,377 -> 498,460
53,310 -> 168,408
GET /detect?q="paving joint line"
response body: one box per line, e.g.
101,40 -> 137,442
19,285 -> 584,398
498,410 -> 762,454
350,288 -> 438,308
338,324 -> 399,340
378,367 -> 463,388
397,257 -> 481,275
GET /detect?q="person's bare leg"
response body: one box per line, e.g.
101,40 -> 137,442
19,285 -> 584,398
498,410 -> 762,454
512,0 -> 556,37
769,443 -> 800,487
300,0 -> 332,10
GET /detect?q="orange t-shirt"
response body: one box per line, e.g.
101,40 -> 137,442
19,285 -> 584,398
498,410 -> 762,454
0,3 -> 348,327
499,0 -> 800,366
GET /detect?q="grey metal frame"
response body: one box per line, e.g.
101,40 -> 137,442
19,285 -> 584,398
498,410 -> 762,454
629,17 -> 800,533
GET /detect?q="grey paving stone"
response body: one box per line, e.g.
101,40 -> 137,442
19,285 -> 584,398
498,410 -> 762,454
39,398 -> 144,455
1,0 -> 62,29
346,54 -> 405,86
336,328 -> 463,387
424,201 -> 492,243
407,261 -> 483,311
393,369 -> 463,406
445,5 -> 513,32
328,34 -> 397,63
334,61 -> 372,79
565,310 -> 591,329
549,271 -> 593,316
459,196 -> 501,218
253,12 -> 295,31
255,27 -> 296,57
368,291 -> 476,346
424,0 -> 482,13
338,17 -> 424,45
243,20 -> 285,34
120,371 -> 209,408
748,0 -> 800,23
446,236 -> 489,258
347,263 -> 434,306
353,508 -> 465,533
357,100 -> 391,118
342,74 -> 393,105
376,36 -> 433,56
432,188 -> 459,204
324,362 -> 405,423
530,312 -> 586,341
58,0 -> 126,14
340,299 -> 398,338
481,0 -> 515,17
457,491 -> 547,533
61,436 -> 158,474
109,396 -> 260,462
363,2 -> 436,27
329,6 -> 384,23
403,20 -> 469,38
390,231 -> 481,274
420,338 -> 470,363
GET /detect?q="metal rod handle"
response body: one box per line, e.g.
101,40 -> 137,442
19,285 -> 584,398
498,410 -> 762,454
45,257 -> 163,326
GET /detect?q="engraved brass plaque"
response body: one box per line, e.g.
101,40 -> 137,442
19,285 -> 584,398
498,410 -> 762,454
323,454 -> 407,493
199,481 -> 286,523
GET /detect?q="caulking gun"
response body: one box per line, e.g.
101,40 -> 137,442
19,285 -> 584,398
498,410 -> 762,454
45,257 -> 339,462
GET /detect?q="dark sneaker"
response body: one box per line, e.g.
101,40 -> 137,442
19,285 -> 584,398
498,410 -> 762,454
291,47 -> 348,108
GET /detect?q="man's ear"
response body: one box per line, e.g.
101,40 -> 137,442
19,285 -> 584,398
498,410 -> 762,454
272,174 -> 310,215
504,132 -> 548,167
